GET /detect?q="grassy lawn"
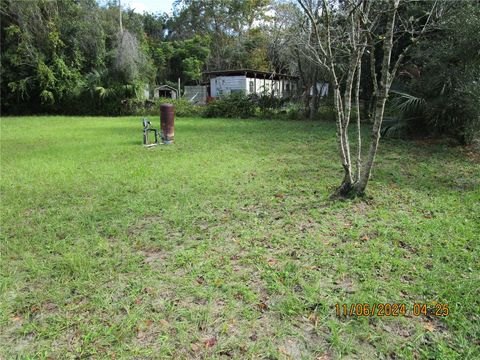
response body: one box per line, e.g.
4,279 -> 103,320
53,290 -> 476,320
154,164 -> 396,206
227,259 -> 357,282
1,116 -> 479,359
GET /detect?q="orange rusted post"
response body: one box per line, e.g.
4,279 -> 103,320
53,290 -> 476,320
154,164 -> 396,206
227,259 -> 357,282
160,103 -> 175,144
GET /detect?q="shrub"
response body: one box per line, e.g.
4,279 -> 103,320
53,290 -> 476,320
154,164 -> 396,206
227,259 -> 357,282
203,92 -> 294,119
204,92 -> 255,118
141,97 -> 204,117
426,79 -> 480,145
274,101 -> 305,120
317,105 -> 337,122
254,94 -> 284,117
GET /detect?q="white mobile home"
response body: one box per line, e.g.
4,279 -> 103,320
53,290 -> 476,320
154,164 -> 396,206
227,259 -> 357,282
203,69 -> 298,98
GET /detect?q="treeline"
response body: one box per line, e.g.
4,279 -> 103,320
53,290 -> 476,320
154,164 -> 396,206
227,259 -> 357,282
0,0 -> 274,115
1,0 -> 479,143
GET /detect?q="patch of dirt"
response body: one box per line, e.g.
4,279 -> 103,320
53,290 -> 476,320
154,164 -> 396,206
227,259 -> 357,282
139,249 -> 166,265
133,318 -> 170,350
276,316 -> 332,359
127,215 -> 165,237
380,319 -> 415,339
352,201 -> 371,216
332,276 -> 356,294
398,240 -> 417,254
297,219 -> 322,234
279,337 -> 305,358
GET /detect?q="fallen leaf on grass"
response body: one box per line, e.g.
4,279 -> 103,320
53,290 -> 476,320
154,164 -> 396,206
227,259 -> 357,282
204,336 -> 217,348
274,193 -> 285,199
360,235 -> 369,241
267,258 -> 278,266
317,354 -> 331,360
423,321 -> 435,332
142,287 -> 155,294
257,301 -> 269,311
43,302 -> 57,311
308,313 -> 319,326
159,319 -> 169,327
145,319 -> 153,327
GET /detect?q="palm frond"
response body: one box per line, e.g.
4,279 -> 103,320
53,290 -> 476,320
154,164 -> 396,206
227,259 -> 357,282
95,86 -> 116,99
390,90 -> 426,114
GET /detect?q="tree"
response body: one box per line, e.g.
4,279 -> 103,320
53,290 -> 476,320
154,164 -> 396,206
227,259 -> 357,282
169,0 -> 272,70
268,2 -> 327,118
297,0 -> 438,197
1,0 -> 100,113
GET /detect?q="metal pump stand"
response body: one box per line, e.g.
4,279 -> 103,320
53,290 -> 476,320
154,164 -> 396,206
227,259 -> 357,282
142,118 -> 159,147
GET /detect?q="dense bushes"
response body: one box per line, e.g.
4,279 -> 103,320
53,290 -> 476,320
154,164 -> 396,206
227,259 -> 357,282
142,98 -> 204,117
382,3 -> 480,144
136,92 -> 308,120
141,93 -> 336,121
204,93 -> 255,118
203,92 -> 294,119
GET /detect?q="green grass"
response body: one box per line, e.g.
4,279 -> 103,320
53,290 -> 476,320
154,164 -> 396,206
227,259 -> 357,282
1,116 -> 479,359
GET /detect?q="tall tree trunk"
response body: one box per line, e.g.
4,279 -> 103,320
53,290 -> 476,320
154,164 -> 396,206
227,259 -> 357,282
333,16 -> 366,196
309,71 -> 318,120
354,61 -> 362,183
354,0 -> 400,195
333,82 -> 354,194
118,0 -> 123,34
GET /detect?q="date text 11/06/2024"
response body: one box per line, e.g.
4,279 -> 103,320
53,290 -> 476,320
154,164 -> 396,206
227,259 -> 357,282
335,303 -> 449,317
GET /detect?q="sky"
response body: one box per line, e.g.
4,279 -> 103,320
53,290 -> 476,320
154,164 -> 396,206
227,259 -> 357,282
99,0 -> 176,15
126,0 -> 175,15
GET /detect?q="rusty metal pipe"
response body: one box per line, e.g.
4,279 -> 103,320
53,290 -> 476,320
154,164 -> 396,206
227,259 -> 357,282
160,103 -> 175,144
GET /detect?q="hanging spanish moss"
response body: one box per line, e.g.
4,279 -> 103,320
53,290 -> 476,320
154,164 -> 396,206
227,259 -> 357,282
113,29 -> 146,83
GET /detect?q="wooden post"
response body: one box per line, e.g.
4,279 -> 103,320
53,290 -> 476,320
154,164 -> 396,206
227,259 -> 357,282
245,71 -> 248,94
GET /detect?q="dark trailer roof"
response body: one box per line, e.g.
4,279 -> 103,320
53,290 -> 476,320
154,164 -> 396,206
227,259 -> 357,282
203,69 -> 299,80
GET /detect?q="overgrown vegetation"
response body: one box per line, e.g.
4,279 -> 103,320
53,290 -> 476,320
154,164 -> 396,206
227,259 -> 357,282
2,0 -> 478,145
144,98 -> 204,118
203,93 -> 290,119
383,2 -> 480,144
1,116 -> 479,358
0,0 -> 271,115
